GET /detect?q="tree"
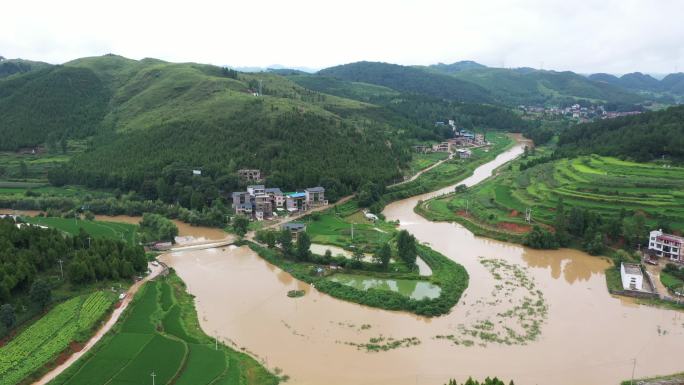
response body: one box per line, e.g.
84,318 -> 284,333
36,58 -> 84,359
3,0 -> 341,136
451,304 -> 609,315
324,249 -> 333,263
0,304 -> 15,329
296,231 -> 311,261
351,248 -> 364,268
374,243 -> 391,269
278,229 -> 293,257
396,230 -> 417,264
30,279 -> 52,310
232,215 -> 250,237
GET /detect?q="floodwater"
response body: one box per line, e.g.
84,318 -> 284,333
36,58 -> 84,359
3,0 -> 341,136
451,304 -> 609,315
310,243 -> 432,276
328,273 -> 441,300
0,210 -> 228,244
161,135 -> 684,385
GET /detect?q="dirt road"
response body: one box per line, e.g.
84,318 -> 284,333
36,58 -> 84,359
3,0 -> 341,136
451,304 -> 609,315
32,262 -> 166,385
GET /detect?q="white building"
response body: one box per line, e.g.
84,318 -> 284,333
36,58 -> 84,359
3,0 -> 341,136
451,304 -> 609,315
620,263 -> 644,291
648,229 -> 683,262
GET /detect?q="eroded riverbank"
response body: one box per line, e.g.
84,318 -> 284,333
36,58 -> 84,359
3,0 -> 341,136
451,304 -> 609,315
162,136 -> 684,385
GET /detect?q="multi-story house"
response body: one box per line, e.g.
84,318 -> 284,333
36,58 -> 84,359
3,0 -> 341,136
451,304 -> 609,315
305,187 -> 327,207
648,229 -> 683,262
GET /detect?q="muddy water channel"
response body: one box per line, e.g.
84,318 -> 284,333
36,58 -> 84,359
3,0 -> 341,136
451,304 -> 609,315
162,137 -> 684,385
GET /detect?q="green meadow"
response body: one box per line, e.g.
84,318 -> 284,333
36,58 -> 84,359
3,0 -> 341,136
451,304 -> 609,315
21,216 -> 139,245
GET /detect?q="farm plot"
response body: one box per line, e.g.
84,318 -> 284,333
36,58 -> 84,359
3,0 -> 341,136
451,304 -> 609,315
50,276 -> 278,385
421,154 -> 684,238
21,216 -> 138,245
0,291 -> 115,385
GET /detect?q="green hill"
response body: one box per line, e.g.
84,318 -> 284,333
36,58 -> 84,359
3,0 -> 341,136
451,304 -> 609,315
318,61 -> 494,103
0,58 -> 50,78
557,105 -> 684,161
0,55 -> 462,208
0,66 -> 109,150
429,65 -> 644,106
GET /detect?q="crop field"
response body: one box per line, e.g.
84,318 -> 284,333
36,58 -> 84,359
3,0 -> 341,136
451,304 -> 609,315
420,153 -> 684,238
21,216 -> 138,245
50,276 -> 278,385
0,291 -> 115,385
406,151 -> 448,176
304,207 -> 396,252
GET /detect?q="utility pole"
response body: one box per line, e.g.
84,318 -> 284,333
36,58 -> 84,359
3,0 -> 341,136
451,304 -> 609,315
465,200 -> 469,215
630,358 -> 636,385
351,223 -> 354,241
58,259 -> 64,280
525,208 -> 532,223
87,236 -> 91,248
151,371 -> 156,385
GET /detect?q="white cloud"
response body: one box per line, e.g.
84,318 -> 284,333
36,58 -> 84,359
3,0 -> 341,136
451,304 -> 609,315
1,0 -> 682,74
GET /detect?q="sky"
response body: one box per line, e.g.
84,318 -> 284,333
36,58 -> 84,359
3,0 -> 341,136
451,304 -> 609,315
2,0 -> 683,75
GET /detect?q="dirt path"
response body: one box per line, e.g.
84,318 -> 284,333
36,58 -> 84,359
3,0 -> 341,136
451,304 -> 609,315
32,263 -> 166,385
387,154 -> 454,188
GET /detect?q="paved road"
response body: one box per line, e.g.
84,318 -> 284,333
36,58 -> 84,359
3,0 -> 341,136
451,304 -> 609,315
32,263 -> 166,385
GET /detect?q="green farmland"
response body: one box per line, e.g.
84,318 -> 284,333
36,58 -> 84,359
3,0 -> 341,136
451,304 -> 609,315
419,153 -> 684,242
21,216 -> 139,245
384,133 -> 513,203
303,200 -> 397,253
49,276 -> 279,385
0,291 -> 116,385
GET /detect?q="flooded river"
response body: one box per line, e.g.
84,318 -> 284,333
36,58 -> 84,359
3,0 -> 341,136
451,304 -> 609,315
161,136 -> 684,385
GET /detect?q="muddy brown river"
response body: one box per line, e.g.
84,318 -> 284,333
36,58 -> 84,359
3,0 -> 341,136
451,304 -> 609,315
160,137 -> 684,385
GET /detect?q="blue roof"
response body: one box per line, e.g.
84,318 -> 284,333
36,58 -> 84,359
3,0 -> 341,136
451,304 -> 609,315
288,192 -> 306,198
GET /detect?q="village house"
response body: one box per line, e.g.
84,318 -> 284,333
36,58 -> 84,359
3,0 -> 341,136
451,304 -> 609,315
432,142 -> 452,152
305,186 -> 327,207
281,222 -> 306,240
456,148 -> 472,159
620,262 -> 644,291
233,185 -> 326,220
647,229 -> 683,262
238,169 -> 262,182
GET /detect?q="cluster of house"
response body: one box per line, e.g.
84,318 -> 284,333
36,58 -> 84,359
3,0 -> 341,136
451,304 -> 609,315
0,214 -> 48,230
518,104 -> 642,123
413,128 -> 486,159
232,185 -> 327,220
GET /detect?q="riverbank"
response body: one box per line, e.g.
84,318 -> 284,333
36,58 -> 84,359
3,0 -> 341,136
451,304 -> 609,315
161,137 -> 684,385
244,241 -> 468,317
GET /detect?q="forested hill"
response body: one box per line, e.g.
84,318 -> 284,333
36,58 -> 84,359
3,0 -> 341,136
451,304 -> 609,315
430,65 -> 646,106
318,61 -> 494,103
557,105 -> 684,161
0,54 -> 468,204
0,58 -> 50,78
0,65 -> 109,150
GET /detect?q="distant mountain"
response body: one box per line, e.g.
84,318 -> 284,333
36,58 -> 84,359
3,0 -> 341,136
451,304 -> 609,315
428,61 -> 487,73
618,72 -> 661,91
661,73 -> 684,95
232,64 -> 317,73
429,65 -> 645,106
0,58 -> 51,78
318,61 -> 493,103
589,71 -> 684,96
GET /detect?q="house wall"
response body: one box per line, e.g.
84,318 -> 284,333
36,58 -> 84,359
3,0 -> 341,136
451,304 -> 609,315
620,265 -> 644,291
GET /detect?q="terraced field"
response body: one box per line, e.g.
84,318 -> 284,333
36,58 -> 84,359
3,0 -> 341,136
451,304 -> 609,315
0,291 -> 116,385
419,154 -> 684,240
49,276 -> 278,385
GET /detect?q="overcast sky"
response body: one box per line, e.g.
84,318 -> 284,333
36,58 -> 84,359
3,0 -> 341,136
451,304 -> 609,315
2,0 -> 683,74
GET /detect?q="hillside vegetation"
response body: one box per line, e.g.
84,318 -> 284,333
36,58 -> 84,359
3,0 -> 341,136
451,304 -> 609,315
435,66 -> 645,106
557,105 -> 684,161
0,66 -> 109,150
318,61 -> 494,103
